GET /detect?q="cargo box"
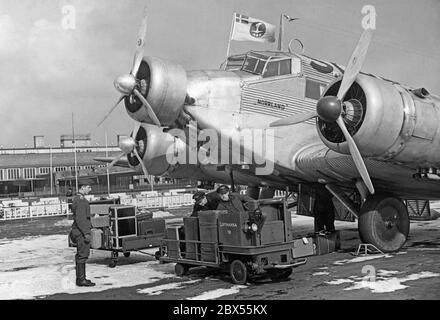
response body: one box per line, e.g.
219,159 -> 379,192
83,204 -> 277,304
313,231 -> 341,255
91,215 -> 110,228
91,228 -> 103,249
183,217 -> 199,260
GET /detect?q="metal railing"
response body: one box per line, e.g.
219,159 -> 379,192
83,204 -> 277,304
1,194 -> 193,221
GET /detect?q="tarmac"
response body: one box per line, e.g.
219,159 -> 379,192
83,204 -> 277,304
0,206 -> 439,300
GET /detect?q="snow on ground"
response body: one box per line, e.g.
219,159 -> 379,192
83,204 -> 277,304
333,254 -> 393,265
344,271 -> 440,293
326,270 -> 440,293
137,279 -> 200,295
0,235 -> 176,299
153,211 -> 174,218
186,285 -> 247,300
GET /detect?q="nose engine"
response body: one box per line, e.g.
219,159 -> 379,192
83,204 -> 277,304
124,57 -> 187,126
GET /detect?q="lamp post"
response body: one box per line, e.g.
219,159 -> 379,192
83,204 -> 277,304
105,132 -> 110,196
49,145 -> 53,195
72,113 -> 78,192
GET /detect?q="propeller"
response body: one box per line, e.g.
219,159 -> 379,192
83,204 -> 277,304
97,7 -> 161,127
107,123 -> 151,183
270,28 -> 375,194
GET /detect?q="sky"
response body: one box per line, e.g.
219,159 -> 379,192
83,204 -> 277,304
0,0 -> 439,148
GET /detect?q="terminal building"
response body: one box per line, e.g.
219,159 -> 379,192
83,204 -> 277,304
0,135 -> 193,198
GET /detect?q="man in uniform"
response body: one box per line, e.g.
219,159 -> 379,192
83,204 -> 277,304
191,191 -> 209,217
69,184 -> 95,287
313,185 -> 336,234
191,190 -> 221,217
216,184 -> 253,214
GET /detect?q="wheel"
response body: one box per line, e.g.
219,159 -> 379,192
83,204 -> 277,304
154,251 -> 161,260
359,195 -> 410,252
269,268 -> 293,281
123,252 -> 130,258
175,263 -> 189,276
109,251 -> 118,268
230,260 -> 248,285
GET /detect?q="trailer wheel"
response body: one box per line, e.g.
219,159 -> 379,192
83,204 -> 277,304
154,251 -> 161,260
269,268 -> 293,281
230,260 -> 248,285
123,252 -> 130,258
109,251 -> 118,268
175,263 -> 189,277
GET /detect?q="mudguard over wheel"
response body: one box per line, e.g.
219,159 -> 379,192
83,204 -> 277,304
359,195 -> 409,252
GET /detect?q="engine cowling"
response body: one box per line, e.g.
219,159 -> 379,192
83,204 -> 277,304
127,124 -> 183,175
125,57 -> 187,126
317,74 -> 440,166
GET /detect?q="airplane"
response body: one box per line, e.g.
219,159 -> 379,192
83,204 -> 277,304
96,9 -> 440,253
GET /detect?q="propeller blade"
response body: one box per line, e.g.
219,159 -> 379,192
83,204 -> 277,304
97,95 -> 125,127
269,111 -> 317,127
133,89 -> 161,126
131,7 -> 148,77
107,153 -> 125,169
336,116 -> 374,194
132,122 -> 141,141
337,28 -> 374,101
133,148 -> 150,184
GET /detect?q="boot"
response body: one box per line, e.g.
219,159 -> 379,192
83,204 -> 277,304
76,262 -> 95,287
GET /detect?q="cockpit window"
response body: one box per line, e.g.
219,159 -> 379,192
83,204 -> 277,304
242,56 -> 267,74
263,59 -> 292,78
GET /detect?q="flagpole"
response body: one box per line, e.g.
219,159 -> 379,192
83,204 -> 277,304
225,12 -> 236,60
72,112 -> 78,193
278,14 -> 284,51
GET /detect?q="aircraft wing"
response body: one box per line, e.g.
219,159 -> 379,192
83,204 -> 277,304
94,157 -> 131,168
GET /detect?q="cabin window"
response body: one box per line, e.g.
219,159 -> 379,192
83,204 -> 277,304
305,79 -> 326,100
263,59 -> 292,78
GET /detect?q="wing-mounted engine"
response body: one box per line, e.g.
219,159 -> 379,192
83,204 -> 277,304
124,57 -> 187,126
318,74 -> 440,166
128,124 -> 183,175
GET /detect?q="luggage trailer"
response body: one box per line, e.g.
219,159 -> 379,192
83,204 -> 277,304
69,205 -> 167,268
159,199 -> 316,284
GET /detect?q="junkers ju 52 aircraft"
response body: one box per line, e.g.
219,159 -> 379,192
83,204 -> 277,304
97,10 -> 440,253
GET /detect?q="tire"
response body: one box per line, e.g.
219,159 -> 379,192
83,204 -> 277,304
230,260 -> 248,285
175,263 -> 189,277
269,268 -> 293,281
109,260 -> 117,268
359,195 -> 409,252
123,252 -> 130,258
154,251 -> 161,260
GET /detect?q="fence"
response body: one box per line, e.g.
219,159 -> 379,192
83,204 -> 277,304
0,194 -> 194,221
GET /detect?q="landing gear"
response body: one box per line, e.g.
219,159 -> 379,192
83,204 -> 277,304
359,195 -> 410,252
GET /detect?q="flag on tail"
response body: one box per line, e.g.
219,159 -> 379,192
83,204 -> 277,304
231,13 -> 276,43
